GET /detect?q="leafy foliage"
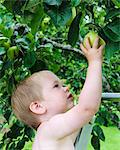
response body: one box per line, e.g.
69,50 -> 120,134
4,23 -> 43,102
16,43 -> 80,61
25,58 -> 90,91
0,0 -> 120,149
68,12 -> 82,46
44,1 -> 72,27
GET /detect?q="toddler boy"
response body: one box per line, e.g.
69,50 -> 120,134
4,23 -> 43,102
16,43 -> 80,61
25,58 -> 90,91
11,37 -> 104,150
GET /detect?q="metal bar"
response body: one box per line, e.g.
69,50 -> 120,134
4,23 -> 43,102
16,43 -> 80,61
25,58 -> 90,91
102,93 -> 120,99
101,93 -> 120,102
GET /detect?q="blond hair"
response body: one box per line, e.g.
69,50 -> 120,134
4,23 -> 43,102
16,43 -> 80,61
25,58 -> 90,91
11,71 -> 44,130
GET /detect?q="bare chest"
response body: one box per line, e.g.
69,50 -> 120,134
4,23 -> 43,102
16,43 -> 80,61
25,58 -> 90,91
32,130 -> 79,150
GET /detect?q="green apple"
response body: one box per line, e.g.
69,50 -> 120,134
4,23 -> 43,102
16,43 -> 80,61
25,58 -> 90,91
83,31 -> 106,48
7,46 -> 19,60
66,7 -> 76,26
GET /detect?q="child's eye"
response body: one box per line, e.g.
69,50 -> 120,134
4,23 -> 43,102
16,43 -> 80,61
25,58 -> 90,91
53,84 -> 59,88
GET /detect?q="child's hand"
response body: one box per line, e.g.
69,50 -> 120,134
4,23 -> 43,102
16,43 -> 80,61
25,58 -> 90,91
80,37 -> 105,64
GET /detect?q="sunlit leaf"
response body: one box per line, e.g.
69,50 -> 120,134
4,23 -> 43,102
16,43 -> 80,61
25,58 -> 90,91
45,2 -> 72,26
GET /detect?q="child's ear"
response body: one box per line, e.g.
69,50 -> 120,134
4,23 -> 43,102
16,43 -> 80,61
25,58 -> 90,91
29,101 -> 47,115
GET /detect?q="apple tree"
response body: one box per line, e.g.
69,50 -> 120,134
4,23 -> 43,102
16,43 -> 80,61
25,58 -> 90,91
0,0 -> 120,149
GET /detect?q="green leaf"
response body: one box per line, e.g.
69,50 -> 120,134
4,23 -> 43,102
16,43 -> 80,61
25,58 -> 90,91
29,4 -> 44,34
105,41 -> 120,59
26,32 -> 34,42
85,23 -> 101,32
21,10 -> 33,24
23,0 -> 40,10
111,0 -> 120,8
0,60 -> 12,78
0,47 -> 6,55
103,26 -> 120,42
7,76 -> 15,95
0,37 -> 8,40
0,142 -> 4,149
91,134 -> 100,150
7,46 -> 19,60
8,143 -> 15,149
105,8 -> 120,20
4,109 -> 11,122
68,12 -> 82,46
16,38 -> 29,46
44,0 -> 62,6
24,51 -> 36,68
71,0 -> 81,7
107,18 -> 120,36
2,28 -> 13,38
2,60 -> 12,71
30,60 -> 47,73
110,113 -> 119,126
3,0 -> 27,15
16,139 -> 25,149
0,60 -> 3,70
95,115 -> 106,126
21,1 -> 44,34
3,0 -> 15,13
7,122 -> 23,139
93,125 -> 105,141
24,126 -> 35,140
48,63 -> 60,73
45,2 -> 72,26
12,0 -> 27,15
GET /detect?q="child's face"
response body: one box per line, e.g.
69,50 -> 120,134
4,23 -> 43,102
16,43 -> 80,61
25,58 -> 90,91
40,71 -> 74,115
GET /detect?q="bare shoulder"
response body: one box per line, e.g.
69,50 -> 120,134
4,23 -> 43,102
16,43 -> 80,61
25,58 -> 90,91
36,117 -> 80,142
36,104 -> 93,140
36,114 -> 65,138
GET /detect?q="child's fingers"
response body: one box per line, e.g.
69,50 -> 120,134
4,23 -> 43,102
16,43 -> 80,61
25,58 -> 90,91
85,37 -> 91,49
80,43 -> 88,54
93,36 -> 99,48
98,44 -> 105,51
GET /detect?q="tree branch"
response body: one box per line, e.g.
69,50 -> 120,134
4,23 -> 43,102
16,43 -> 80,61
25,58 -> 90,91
40,37 -> 84,56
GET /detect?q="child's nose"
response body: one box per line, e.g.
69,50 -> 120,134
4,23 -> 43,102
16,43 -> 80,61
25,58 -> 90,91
63,86 -> 69,92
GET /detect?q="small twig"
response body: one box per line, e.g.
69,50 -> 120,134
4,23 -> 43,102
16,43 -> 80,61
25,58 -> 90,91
41,37 -> 84,56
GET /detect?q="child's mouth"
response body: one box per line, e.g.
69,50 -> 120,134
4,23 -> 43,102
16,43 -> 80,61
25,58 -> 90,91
67,93 -> 73,100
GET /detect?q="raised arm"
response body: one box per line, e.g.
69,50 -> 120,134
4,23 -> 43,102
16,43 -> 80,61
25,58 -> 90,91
45,37 -> 105,139
78,37 -> 103,112
78,61 -> 102,112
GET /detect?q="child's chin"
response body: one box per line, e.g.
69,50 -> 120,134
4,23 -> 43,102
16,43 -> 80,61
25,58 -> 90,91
67,101 -> 74,110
